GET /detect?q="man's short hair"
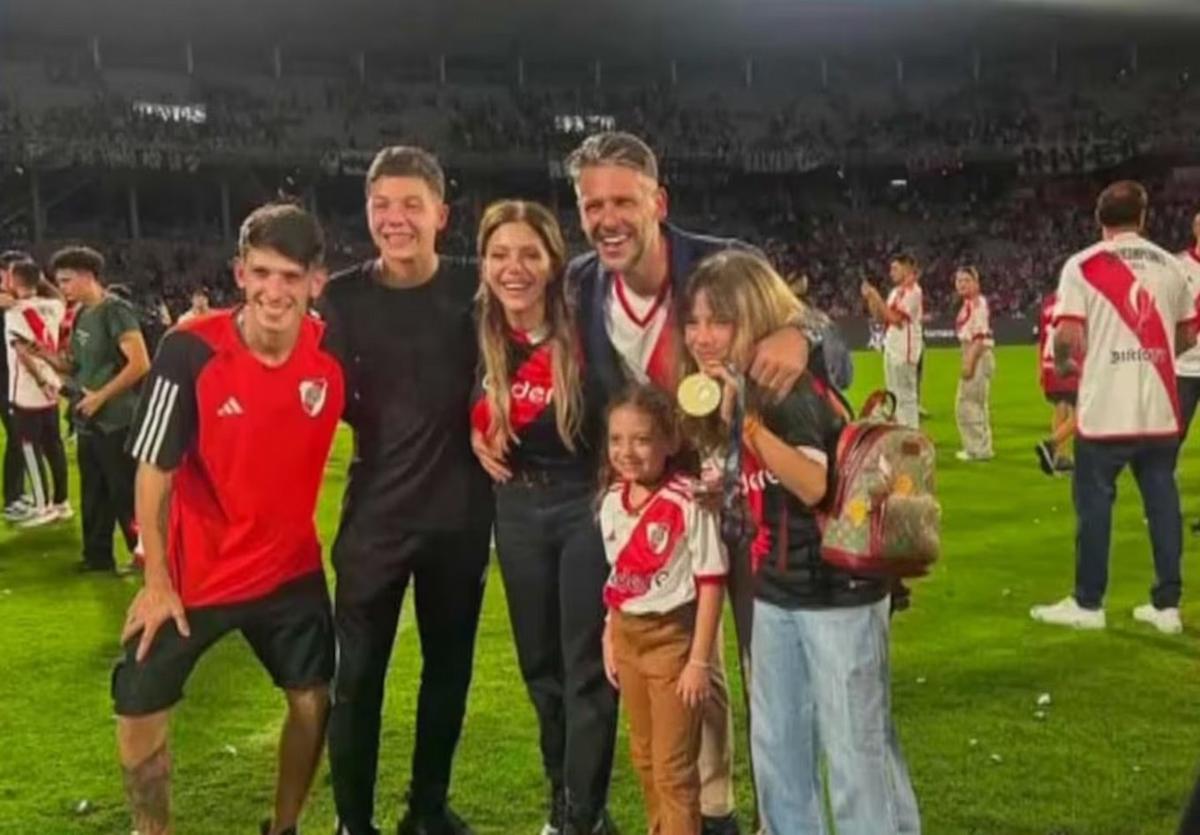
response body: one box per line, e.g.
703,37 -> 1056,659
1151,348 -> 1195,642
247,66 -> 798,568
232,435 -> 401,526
9,260 -> 41,290
49,245 -> 105,280
565,131 -> 659,184
0,250 -> 30,269
891,253 -> 921,273
192,288 -> 209,299
365,146 -> 446,199
238,203 -> 326,270
1095,181 -> 1148,229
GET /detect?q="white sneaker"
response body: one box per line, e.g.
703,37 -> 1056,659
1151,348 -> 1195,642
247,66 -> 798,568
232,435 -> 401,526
956,450 -> 994,462
1133,603 -> 1183,635
3,502 -> 34,522
49,502 -> 74,521
17,507 -> 57,529
1030,596 -> 1106,630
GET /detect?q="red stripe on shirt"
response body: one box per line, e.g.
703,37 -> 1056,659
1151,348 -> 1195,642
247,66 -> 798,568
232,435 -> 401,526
20,308 -> 52,350
643,304 -> 679,391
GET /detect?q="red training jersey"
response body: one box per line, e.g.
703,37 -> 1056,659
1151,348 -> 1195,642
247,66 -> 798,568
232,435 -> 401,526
127,310 -> 345,607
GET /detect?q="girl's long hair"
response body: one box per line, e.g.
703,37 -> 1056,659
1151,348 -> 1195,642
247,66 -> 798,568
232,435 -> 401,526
475,200 -> 583,450
677,249 -> 805,452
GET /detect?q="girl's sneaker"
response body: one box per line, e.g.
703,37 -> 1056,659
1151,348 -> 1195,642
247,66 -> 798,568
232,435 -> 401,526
17,506 -> 57,529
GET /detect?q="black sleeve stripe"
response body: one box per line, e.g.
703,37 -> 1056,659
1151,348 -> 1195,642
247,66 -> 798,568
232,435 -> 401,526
130,376 -> 181,464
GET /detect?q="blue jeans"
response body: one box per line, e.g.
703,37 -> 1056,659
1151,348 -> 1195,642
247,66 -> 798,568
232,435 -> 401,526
750,598 -> 920,835
1073,437 -> 1182,610
1180,376 -> 1200,443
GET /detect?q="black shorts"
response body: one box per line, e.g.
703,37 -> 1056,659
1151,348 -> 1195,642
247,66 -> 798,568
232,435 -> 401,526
1044,391 -> 1077,407
112,571 -> 334,716
11,405 -> 56,443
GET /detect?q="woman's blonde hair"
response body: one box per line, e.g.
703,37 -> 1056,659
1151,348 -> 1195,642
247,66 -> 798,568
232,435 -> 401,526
956,264 -> 981,284
476,200 -> 583,450
678,249 -> 805,451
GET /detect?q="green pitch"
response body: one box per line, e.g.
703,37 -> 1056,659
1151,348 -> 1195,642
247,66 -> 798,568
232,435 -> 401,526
2,345 -> 1199,835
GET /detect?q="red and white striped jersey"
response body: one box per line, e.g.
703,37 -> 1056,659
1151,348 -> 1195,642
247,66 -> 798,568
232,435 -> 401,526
1175,247 -> 1200,378
884,282 -> 923,365
1055,233 -> 1196,439
956,294 -> 994,348
600,474 -> 727,615
5,297 -> 64,409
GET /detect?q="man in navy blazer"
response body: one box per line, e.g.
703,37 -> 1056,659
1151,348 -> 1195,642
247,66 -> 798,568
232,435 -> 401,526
565,132 -> 809,835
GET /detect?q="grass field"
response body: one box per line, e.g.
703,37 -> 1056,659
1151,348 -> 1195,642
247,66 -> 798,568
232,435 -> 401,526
2,344 -> 1200,835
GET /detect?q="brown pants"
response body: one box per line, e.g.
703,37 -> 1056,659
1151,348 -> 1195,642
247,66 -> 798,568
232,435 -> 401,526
613,607 -> 704,835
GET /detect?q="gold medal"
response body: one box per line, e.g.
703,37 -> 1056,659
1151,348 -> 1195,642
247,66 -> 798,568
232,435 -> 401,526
677,373 -> 722,417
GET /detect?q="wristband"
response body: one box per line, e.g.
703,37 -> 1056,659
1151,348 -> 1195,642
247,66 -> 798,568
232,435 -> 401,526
742,415 -> 762,446
686,659 -> 711,670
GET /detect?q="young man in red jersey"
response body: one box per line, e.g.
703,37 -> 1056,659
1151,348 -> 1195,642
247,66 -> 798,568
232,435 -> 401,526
112,203 -> 345,835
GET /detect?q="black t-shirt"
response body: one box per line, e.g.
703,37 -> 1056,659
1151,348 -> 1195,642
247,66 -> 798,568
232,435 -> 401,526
470,333 -> 600,480
318,259 -> 491,533
755,375 -> 887,609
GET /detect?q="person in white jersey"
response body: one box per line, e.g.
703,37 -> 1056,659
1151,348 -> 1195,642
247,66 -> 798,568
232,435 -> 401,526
1031,181 -> 1198,634
1176,211 -> 1200,534
4,260 -> 70,526
953,266 -> 995,461
862,254 -> 923,429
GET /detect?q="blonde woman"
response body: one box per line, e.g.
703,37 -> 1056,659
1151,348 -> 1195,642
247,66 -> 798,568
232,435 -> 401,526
470,200 -> 616,835
954,266 -> 995,461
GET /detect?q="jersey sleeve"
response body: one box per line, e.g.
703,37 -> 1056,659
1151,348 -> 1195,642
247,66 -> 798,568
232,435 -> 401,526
769,385 -> 836,466
1173,266 -> 1197,326
687,503 -> 728,582
1054,259 -> 1087,324
106,298 -> 142,340
763,384 -> 840,505
127,330 -> 207,470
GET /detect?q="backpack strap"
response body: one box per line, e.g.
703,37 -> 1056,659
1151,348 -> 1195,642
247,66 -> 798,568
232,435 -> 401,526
808,372 -> 854,423
860,389 -> 897,422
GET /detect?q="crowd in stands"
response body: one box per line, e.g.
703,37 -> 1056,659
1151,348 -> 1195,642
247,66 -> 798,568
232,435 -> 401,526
3,48 -> 1199,324
3,48 -> 1200,164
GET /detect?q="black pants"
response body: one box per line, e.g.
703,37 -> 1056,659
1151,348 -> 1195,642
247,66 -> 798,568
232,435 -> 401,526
1073,438 -> 1181,609
1,399 -> 23,506
78,427 -> 137,569
328,519 -> 492,833
1182,766 -> 1200,834
13,406 -> 67,506
494,477 -> 617,825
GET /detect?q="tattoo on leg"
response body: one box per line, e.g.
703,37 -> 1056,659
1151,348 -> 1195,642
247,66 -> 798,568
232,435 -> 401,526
122,743 -> 171,835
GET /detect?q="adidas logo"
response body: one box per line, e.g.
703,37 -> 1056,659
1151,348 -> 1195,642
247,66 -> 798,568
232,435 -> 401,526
217,396 -> 245,417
